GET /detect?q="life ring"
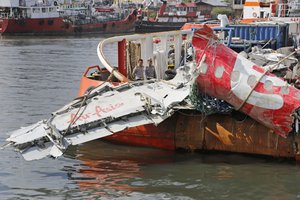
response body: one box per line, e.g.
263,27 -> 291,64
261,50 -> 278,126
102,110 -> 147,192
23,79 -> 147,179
252,12 -> 258,18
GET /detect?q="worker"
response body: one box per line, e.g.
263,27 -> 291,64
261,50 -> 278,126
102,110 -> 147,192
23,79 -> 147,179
132,58 -> 145,80
164,64 -> 176,80
145,58 -> 156,80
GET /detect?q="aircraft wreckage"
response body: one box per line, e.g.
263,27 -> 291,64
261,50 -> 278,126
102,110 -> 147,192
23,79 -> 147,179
5,25 -> 300,161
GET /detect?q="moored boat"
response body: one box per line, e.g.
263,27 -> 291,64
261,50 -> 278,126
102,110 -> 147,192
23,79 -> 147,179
78,26 -> 300,159
135,1 -> 204,33
0,0 -> 137,35
182,0 -> 300,53
241,0 -> 300,23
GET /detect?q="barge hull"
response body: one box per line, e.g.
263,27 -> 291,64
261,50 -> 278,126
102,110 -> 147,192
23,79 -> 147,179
0,18 -> 72,35
106,112 -> 297,159
135,21 -> 184,33
0,11 -> 137,35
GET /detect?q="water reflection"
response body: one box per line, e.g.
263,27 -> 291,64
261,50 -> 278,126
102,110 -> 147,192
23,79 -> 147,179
63,141 -> 300,200
64,141 -> 176,198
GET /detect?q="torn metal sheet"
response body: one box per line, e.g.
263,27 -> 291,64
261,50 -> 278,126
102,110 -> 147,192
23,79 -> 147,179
5,62 -> 199,161
193,25 -> 300,137
240,46 -> 299,79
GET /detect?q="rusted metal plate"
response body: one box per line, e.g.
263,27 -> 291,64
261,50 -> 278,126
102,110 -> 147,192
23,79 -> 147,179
175,112 -> 296,158
104,114 -> 178,150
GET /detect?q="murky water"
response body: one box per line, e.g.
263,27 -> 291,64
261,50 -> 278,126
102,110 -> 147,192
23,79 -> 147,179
1,35 -> 300,200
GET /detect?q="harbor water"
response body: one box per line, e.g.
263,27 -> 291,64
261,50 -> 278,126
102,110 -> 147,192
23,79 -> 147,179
1,35 -> 300,200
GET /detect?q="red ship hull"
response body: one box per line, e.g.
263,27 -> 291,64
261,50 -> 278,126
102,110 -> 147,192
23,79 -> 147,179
105,118 -> 177,151
77,66 -> 300,160
0,18 -> 72,35
0,11 -> 137,35
104,111 -> 299,159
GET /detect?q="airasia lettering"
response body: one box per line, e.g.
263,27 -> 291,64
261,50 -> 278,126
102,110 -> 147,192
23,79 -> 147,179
68,102 -> 124,124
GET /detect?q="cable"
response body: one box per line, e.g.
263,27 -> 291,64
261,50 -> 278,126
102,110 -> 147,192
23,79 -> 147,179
236,49 -> 299,111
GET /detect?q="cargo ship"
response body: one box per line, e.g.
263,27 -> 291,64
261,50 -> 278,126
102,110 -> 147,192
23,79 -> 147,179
135,1 -> 204,33
0,0 -> 137,35
241,0 -> 300,23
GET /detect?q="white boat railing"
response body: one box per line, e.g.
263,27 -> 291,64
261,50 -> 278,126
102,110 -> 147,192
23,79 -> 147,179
97,30 -> 193,82
277,3 -> 300,17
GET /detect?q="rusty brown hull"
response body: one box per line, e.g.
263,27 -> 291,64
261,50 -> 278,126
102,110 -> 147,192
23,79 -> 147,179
106,111 -> 298,159
174,111 -> 296,159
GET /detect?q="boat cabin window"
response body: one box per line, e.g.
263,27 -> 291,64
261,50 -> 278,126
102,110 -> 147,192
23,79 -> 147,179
187,7 -> 196,12
260,11 -> 264,18
32,8 -> 39,13
234,0 -> 245,5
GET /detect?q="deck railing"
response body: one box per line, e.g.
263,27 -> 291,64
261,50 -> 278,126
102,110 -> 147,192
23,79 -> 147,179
277,3 -> 300,17
97,30 -> 193,82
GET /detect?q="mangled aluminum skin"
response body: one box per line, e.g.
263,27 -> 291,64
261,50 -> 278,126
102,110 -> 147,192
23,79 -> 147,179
193,25 -> 300,137
6,63 -> 199,161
